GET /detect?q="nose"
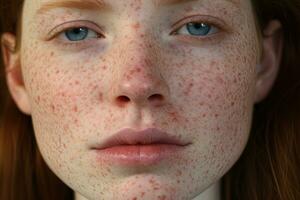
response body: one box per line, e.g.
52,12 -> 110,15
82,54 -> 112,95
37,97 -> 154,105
114,68 -> 169,107
108,43 -> 170,108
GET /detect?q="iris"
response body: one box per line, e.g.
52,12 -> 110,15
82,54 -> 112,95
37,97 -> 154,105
186,23 -> 212,36
65,27 -> 89,41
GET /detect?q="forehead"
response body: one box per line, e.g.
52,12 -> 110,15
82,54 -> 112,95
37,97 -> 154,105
30,0 -> 243,12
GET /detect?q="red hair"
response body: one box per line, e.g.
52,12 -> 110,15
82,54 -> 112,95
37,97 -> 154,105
1,0 -> 299,199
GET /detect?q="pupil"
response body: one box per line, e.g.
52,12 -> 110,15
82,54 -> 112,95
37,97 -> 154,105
193,23 -> 203,29
73,28 -> 82,34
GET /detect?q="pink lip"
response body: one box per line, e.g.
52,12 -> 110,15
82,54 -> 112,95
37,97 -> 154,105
91,128 -> 191,166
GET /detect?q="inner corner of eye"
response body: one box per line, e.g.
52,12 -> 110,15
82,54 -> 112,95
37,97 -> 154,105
170,30 -> 179,35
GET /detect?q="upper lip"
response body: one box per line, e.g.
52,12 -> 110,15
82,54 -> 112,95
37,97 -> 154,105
92,128 -> 191,150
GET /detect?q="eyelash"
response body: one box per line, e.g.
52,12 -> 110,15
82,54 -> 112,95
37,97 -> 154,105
49,16 -> 226,47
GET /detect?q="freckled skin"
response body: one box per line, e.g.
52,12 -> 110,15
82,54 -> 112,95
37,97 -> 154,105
20,0 -> 259,199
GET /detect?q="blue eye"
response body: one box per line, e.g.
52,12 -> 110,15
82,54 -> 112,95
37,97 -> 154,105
187,23 -> 211,35
64,27 -> 98,41
176,22 -> 219,36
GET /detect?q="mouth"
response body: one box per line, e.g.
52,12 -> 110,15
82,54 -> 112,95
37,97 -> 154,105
90,127 -> 191,166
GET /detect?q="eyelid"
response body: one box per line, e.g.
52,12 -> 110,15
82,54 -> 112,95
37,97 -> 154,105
46,20 -> 104,40
170,15 -> 230,35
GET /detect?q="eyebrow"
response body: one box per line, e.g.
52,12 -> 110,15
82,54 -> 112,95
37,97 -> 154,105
36,0 -> 239,15
36,0 -> 110,15
154,0 -> 199,6
155,0 -> 240,7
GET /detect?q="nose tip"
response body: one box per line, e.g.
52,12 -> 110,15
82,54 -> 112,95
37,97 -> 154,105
114,78 -> 169,107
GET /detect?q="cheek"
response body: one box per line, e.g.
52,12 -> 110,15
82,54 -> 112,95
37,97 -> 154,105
22,45 -> 108,134
165,47 -> 256,121
164,42 -> 257,174
23,49 -> 107,155
21,46 -> 111,170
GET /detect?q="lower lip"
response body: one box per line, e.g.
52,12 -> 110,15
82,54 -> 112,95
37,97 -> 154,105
93,144 -> 186,166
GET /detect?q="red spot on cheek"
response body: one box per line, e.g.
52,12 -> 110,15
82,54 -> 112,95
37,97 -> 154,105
99,93 -> 103,102
132,22 -> 140,29
126,74 -> 132,81
184,82 -> 194,95
158,195 -> 167,200
132,197 -> 137,200
73,105 -> 78,112
215,76 -> 224,84
176,170 -> 182,176
168,111 -> 180,122
50,104 -> 55,112
149,178 -> 155,184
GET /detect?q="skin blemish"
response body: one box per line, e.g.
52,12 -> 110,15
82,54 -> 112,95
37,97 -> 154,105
73,105 -> 78,112
129,68 -> 142,75
168,111 -> 180,122
50,103 -> 56,112
183,82 -> 194,96
99,92 -> 103,102
157,195 -> 167,200
125,74 -> 133,81
125,67 -> 143,81
132,22 -> 140,30
176,170 -> 183,176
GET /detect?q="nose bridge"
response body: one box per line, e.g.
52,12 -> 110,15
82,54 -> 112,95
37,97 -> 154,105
109,31 -> 170,108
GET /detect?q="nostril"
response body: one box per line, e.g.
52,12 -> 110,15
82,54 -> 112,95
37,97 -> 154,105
115,94 -> 165,107
115,95 -> 130,107
148,94 -> 164,101
116,96 -> 130,103
148,94 -> 164,105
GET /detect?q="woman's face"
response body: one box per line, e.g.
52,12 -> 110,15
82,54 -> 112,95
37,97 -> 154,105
20,0 -> 259,199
